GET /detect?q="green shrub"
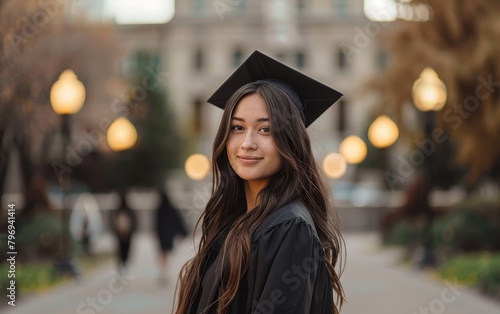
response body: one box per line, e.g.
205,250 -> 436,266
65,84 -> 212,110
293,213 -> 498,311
385,219 -> 422,246
17,212 -> 63,260
0,262 -> 61,295
0,253 -> 113,294
477,255 -> 500,298
16,263 -> 60,292
432,209 -> 498,251
432,198 -> 500,252
438,254 -> 488,285
439,253 -> 500,298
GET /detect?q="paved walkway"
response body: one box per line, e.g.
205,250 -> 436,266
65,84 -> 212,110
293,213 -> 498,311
340,235 -> 499,314
4,233 -> 499,314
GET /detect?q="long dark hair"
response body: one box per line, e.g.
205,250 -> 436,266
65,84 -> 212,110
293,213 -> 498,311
175,81 -> 345,313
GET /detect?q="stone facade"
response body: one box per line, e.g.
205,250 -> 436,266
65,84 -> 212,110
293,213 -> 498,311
112,0 -> 386,158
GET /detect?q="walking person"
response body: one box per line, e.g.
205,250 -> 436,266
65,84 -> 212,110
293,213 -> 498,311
175,51 -> 346,313
155,188 -> 188,285
111,190 -> 137,274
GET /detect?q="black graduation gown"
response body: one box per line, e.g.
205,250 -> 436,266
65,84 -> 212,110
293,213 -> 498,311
191,200 -> 334,314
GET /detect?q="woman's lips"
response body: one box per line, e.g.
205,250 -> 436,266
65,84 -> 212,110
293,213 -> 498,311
238,156 -> 263,165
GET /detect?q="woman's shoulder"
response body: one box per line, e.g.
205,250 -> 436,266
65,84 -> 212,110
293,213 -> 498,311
251,200 -> 319,243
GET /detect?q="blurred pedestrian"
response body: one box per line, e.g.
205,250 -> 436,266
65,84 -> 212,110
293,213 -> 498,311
175,51 -> 345,313
70,193 -> 103,255
111,191 -> 137,273
155,188 -> 188,285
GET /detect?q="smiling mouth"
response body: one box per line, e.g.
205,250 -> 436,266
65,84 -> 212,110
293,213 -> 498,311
238,156 -> 263,160
238,156 -> 263,164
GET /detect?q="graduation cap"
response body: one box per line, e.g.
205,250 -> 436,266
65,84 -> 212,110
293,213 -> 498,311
207,50 -> 342,127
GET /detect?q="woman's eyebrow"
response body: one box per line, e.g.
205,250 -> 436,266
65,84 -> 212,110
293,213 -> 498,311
231,116 -> 269,122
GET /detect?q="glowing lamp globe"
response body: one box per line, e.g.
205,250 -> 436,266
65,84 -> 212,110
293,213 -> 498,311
412,67 -> 447,112
322,153 -> 347,179
185,154 -> 210,180
50,70 -> 86,115
368,115 -> 399,149
339,135 -> 367,164
107,117 -> 138,151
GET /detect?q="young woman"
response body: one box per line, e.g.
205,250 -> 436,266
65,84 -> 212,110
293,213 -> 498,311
176,51 -> 345,314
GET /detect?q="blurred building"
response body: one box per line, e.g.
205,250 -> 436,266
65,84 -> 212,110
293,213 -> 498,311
105,0 -> 386,157
2,0 -> 388,198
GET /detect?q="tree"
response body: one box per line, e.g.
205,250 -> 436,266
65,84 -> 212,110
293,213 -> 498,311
0,0 -> 119,197
372,0 -> 500,183
105,50 -> 183,190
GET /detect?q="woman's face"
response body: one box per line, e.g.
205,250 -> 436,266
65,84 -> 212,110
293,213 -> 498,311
226,93 -> 282,185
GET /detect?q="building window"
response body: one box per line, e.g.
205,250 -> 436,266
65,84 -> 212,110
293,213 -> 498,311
122,51 -> 161,78
234,0 -> 247,15
297,0 -> 307,14
193,0 -> 207,15
295,51 -> 306,69
193,98 -> 203,135
121,54 -> 137,77
194,48 -> 204,71
337,47 -> 348,71
333,0 -> 348,16
337,99 -> 347,134
376,47 -> 388,70
233,48 -> 244,68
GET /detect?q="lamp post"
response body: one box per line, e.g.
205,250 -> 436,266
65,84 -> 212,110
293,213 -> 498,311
367,115 -> 399,172
106,117 -> 138,193
411,67 -> 447,267
50,69 -> 86,276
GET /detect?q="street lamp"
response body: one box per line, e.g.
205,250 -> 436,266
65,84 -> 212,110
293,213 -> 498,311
322,153 -> 347,179
368,115 -> 399,149
412,67 -> 447,112
339,135 -> 367,165
50,69 -> 86,276
106,117 -> 138,151
185,154 -> 210,180
411,67 -> 447,267
50,70 -> 86,115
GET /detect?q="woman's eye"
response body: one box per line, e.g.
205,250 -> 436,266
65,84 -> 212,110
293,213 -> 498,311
230,125 -> 244,131
260,127 -> 270,133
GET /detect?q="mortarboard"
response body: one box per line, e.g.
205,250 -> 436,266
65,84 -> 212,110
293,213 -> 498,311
207,50 -> 343,127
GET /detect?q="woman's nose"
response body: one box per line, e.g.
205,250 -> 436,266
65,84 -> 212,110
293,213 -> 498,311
241,132 -> 257,150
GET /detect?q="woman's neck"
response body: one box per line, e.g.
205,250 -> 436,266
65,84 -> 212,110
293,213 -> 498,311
244,180 -> 267,212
